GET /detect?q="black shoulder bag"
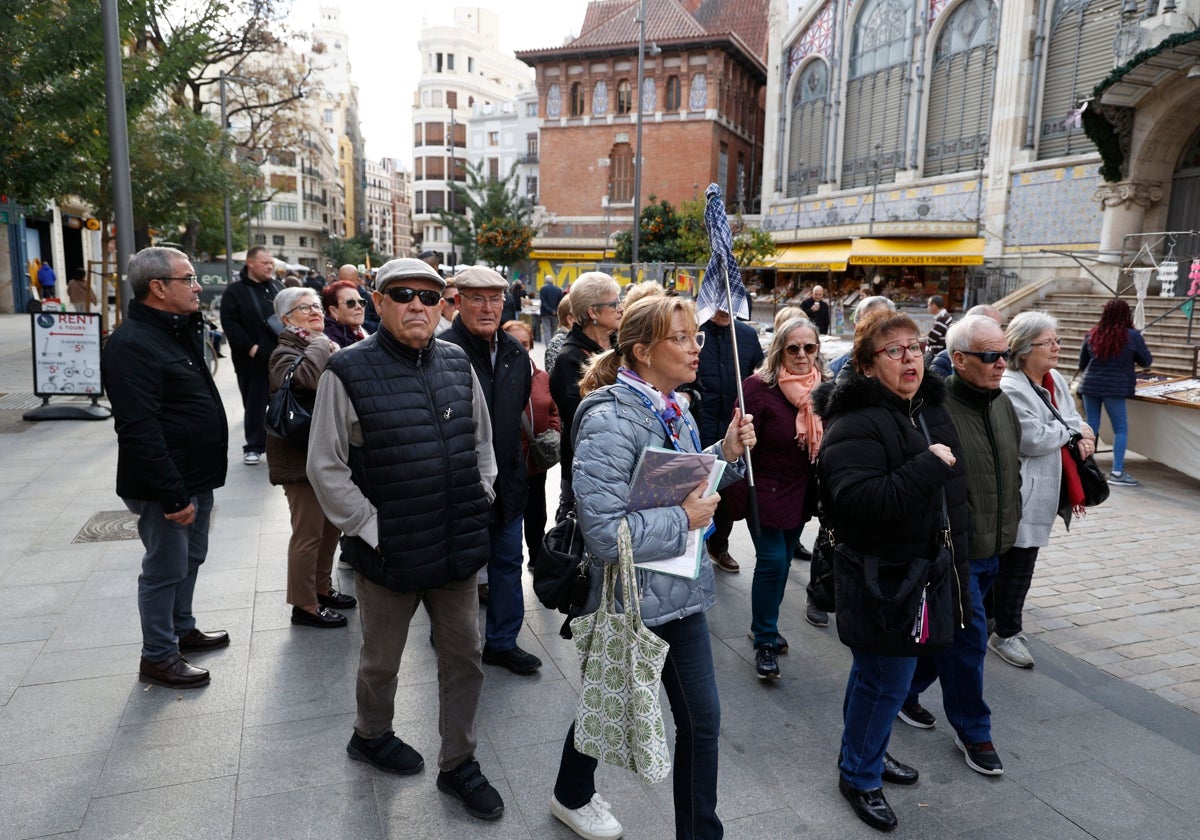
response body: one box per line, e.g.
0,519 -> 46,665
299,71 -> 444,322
264,354 -> 311,442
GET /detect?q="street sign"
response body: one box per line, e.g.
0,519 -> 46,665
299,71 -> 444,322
31,312 -> 104,397
0,210 -> 9,224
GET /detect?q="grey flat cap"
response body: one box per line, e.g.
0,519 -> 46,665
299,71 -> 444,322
454,266 -> 508,289
374,258 -> 446,290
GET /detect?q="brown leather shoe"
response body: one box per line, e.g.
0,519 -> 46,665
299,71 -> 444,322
178,628 -> 230,652
710,551 -> 740,573
139,653 -> 210,689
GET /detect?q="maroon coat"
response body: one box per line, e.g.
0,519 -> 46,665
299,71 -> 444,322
521,362 -> 562,475
725,373 -> 813,529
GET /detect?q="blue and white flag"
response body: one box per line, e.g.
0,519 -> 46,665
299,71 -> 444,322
697,183 -> 749,325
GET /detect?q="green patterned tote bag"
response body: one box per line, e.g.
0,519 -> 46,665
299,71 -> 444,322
570,518 -> 671,784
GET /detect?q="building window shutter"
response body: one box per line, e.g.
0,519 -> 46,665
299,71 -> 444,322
787,61 -> 829,197
1038,0 -> 1121,160
924,0 -> 998,177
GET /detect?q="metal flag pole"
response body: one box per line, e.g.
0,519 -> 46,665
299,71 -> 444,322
720,261 -> 759,537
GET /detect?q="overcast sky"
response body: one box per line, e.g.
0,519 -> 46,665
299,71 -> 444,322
290,1 -> 591,167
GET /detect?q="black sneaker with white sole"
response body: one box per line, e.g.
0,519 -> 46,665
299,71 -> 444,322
897,702 -> 936,729
754,643 -> 780,679
954,736 -> 1004,775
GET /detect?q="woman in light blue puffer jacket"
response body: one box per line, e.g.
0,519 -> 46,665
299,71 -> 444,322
549,295 -> 755,840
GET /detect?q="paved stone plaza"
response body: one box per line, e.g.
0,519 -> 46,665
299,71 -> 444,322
1,312 -> 1198,839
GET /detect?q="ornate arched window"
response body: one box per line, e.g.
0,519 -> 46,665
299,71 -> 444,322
665,75 -> 681,111
642,77 -> 656,114
787,60 -> 829,197
924,0 -> 998,177
592,80 -> 608,116
842,0 -> 915,189
617,80 -> 632,115
1038,0 -> 1121,159
546,84 -> 561,118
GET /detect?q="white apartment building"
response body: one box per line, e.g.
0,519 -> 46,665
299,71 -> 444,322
364,157 -> 393,257
312,5 -> 367,238
412,7 -> 535,267
388,161 -> 416,258
467,88 -> 541,207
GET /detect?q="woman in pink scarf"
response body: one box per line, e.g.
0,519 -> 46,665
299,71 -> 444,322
738,316 -> 826,679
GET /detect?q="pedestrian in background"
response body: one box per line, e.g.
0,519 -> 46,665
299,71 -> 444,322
813,309 -> 969,833
307,257 -> 504,820
1078,298 -> 1152,486
66,267 -> 96,313
437,277 -> 458,335
995,312 -> 1096,669
538,274 -> 563,345
443,267 -> 540,675
543,297 -> 574,376
103,246 -> 230,689
321,279 -> 369,348
925,295 -> 954,358
503,320 -> 561,567
697,304 -> 764,573
37,260 -> 57,299
800,284 -> 831,334
220,246 -> 283,466
267,287 -> 356,629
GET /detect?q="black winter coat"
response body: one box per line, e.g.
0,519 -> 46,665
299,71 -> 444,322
102,300 -> 228,512
813,370 -> 970,656
440,320 -> 532,524
696,318 -> 763,446
548,324 -> 605,485
219,264 -> 283,373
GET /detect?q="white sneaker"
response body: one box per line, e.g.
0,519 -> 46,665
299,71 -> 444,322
988,632 -> 1034,668
551,793 -> 623,839
243,451 -> 261,465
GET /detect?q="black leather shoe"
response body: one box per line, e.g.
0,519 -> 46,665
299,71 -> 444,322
882,752 -> 919,785
318,588 -> 357,609
139,653 -> 210,689
794,542 -> 813,561
291,606 -> 347,628
178,628 -> 230,652
839,777 -> 897,831
437,757 -> 504,820
481,644 -> 542,674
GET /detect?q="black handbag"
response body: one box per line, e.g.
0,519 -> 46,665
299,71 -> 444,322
532,512 -> 591,638
264,354 -> 311,442
520,408 -> 561,471
807,523 -> 836,612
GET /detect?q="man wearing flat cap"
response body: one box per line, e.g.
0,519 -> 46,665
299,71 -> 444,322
441,266 -> 540,675
307,257 -> 506,820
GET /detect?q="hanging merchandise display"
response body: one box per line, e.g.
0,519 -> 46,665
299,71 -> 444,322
1131,267 -> 1152,330
1158,260 -> 1178,297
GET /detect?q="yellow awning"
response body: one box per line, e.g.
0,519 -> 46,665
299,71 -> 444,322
849,237 -> 985,266
529,250 -> 609,261
766,241 -> 852,271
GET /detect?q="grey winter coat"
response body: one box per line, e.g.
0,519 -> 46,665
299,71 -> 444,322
572,383 -> 745,627
999,368 -> 1087,548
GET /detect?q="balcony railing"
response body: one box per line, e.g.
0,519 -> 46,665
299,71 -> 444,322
303,192 -> 327,206
518,153 -> 539,164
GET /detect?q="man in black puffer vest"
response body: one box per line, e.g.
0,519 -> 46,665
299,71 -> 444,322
307,257 -> 505,821
441,266 -> 540,675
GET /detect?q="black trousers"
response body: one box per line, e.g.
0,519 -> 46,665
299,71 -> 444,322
523,471 -> 548,563
235,365 -> 269,454
987,545 -> 1039,638
705,495 -> 736,555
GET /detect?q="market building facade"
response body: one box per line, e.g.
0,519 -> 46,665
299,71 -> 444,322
760,0 -> 1200,310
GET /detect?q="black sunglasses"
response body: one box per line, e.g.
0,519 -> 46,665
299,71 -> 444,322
960,349 -> 1011,364
340,298 -> 365,308
381,287 -> 441,306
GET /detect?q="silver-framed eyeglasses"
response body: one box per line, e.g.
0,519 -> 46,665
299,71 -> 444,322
1029,337 -> 1062,348
665,332 -> 704,349
287,302 -> 323,316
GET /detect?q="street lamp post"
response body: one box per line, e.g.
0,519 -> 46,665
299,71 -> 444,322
220,72 -> 234,285
100,0 -> 135,315
631,0 -> 647,272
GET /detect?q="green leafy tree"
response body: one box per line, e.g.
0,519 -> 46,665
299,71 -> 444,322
615,197 -> 777,267
613,196 -> 686,263
325,233 -> 386,269
435,160 -> 534,267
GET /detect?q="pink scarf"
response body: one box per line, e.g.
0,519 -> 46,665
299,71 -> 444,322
776,367 -> 823,462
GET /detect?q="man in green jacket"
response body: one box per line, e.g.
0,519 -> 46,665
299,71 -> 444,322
896,314 -> 1022,778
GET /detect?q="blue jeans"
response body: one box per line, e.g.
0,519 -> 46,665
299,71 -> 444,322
555,611 -> 722,839
906,555 -> 998,744
485,514 -> 526,651
124,491 -> 214,661
1083,395 -> 1129,473
840,650 -> 917,790
750,524 -> 803,647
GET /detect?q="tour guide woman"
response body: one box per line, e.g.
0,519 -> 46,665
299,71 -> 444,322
813,309 -> 969,832
550,295 -> 756,840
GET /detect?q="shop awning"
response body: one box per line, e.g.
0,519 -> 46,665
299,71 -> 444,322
849,237 -> 985,266
528,250 -> 610,261
765,241 -> 852,271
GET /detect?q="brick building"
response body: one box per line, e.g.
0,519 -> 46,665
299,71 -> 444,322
517,0 -> 768,259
